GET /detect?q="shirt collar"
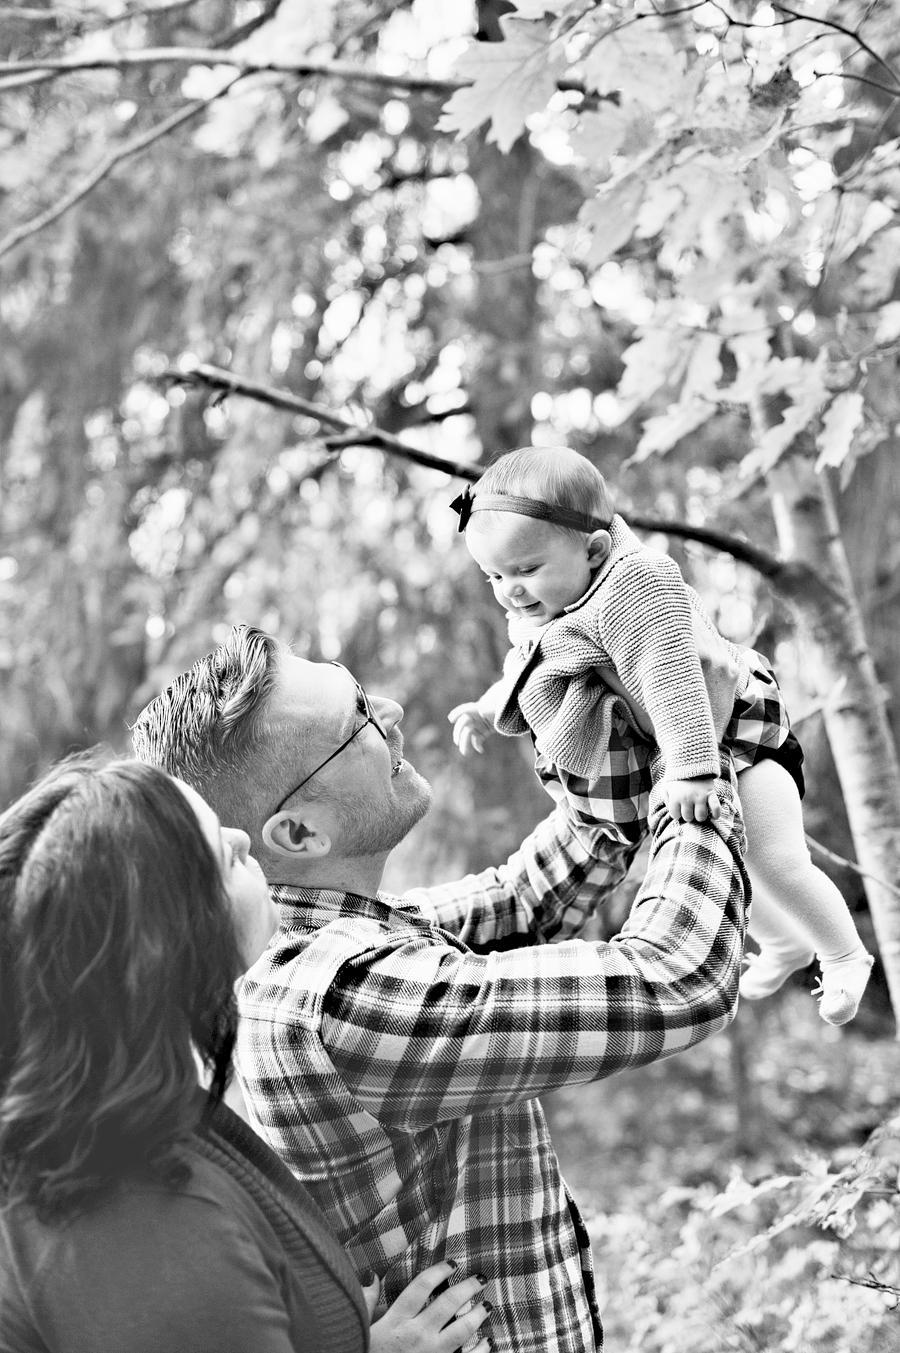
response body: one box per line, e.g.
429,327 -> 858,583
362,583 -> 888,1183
270,883 -> 420,928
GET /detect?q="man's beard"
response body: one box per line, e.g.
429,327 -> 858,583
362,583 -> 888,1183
337,766 -> 434,857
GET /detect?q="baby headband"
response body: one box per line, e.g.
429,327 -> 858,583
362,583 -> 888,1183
449,484 -> 611,535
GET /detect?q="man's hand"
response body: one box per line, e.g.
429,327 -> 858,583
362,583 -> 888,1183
448,703 -> 496,756
663,776 -> 721,823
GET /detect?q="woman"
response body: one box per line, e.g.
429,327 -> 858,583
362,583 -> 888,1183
0,755 -> 490,1353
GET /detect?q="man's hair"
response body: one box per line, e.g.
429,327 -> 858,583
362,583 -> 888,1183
473,445 -> 614,537
0,753 -> 241,1219
131,625 -> 302,855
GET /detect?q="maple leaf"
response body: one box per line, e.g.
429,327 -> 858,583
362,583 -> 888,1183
579,174 -> 645,264
437,17 -> 564,154
815,391 -> 865,472
581,17 -> 688,113
507,0 -> 577,14
613,326 -> 694,418
630,398 -> 716,461
740,353 -> 831,477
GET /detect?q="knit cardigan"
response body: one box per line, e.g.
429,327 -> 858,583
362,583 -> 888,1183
198,1100 -> 370,1353
493,515 -> 744,782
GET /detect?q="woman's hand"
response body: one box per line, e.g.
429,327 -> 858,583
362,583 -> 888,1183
448,703 -> 496,756
364,1261 -> 492,1353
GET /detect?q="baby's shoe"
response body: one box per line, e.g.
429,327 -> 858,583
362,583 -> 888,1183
815,949 -> 875,1026
739,942 -> 815,1001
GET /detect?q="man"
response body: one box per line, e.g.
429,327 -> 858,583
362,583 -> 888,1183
133,624 -> 748,1353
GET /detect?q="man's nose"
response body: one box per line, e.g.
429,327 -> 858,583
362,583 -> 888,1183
373,696 -> 403,732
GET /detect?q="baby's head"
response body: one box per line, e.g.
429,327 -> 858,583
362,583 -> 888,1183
455,446 -> 614,628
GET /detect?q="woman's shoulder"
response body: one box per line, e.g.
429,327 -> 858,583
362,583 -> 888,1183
0,1116 -> 366,1353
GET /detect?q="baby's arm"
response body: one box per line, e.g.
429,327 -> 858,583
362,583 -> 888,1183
449,682 -> 501,756
598,553 -> 725,821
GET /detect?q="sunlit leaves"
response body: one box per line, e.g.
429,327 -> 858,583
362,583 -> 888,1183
579,14 -> 689,113
436,16 -> 564,152
815,391 -> 866,473
741,354 -> 831,478
631,333 -> 723,461
579,175 -> 646,266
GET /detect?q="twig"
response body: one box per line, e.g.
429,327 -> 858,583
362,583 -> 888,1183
0,0 -> 285,255
0,49 -> 464,95
160,363 -> 814,587
0,74 -> 242,262
472,253 -> 534,275
772,3 -> 900,94
161,363 -> 486,480
806,833 -> 900,900
624,515 -> 791,583
831,1271 -> 900,1298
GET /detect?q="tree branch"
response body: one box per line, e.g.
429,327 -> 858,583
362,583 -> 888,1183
772,2 -> 900,93
0,1 -> 284,259
160,363 -> 486,481
159,363 -> 813,589
0,74 -> 243,263
807,832 -> 900,901
0,49 -> 464,95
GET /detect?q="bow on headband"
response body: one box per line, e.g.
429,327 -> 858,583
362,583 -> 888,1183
449,484 -> 610,535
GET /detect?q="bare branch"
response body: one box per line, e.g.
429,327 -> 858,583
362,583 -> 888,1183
807,833 -> 900,900
159,363 -> 817,591
0,74 -> 242,263
0,48 -> 464,95
772,2 -> 900,93
0,2 -> 285,257
1,0 -> 196,17
625,513 -> 807,586
0,5 -> 79,15
161,363 -> 486,481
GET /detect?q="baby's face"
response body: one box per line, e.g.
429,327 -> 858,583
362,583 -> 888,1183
466,514 -> 595,628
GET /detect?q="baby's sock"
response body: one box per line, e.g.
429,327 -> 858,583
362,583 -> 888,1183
815,947 -> 874,1026
739,937 -> 815,1001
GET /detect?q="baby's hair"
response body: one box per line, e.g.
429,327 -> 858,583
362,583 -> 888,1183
473,446 -> 613,537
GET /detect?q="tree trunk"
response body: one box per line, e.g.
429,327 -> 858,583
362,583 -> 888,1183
763,446 -> 900,1027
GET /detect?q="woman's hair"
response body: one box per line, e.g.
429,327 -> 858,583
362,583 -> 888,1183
474,445 -> 614,534
0,753 -> 243,1219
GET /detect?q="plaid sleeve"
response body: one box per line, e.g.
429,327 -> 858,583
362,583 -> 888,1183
323,779 -> 748,1131
401,805 -> 636,951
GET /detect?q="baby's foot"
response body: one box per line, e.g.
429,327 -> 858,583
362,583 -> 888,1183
815,950 -> 875,1026
739,944 -> 815,1001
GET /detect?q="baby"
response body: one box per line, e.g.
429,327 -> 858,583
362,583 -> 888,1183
449,445 -> 873,1026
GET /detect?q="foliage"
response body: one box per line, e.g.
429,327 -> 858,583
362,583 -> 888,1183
549,991 -> 900,1350
3,5 -> 900,1338
437,0 -> 900,489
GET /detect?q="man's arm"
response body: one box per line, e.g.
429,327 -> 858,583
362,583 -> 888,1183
401,805 -> 637,950
324,779 -> 748,1130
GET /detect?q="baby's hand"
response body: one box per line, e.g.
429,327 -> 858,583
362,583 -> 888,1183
448,703 -> 496,756
663,776 -> 721,823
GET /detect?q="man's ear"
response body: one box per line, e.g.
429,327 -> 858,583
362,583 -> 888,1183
586,529 -> 611,567
262,811 -> 332,860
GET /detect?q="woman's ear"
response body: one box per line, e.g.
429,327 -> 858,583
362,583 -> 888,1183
261,811 -> 332,860
586,529 -> 611,567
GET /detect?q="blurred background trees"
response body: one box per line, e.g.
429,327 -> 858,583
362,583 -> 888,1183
4,0 -> 900,1344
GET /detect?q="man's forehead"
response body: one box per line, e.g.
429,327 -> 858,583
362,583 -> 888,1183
269,654 -> 354,726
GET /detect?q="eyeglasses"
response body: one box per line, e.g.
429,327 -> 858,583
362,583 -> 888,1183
272,663 -> 388,815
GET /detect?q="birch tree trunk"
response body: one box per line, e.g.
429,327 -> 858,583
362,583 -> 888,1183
763,445 -> 900,1026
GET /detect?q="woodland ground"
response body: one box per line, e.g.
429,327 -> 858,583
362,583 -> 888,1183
547,987 -> 900,1351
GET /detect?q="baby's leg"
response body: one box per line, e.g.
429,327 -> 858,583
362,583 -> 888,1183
740,887 -> 815,999
740,758 -> 872,1024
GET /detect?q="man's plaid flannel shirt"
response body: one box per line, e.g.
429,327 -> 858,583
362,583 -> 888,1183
236,780 -> 748,1353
